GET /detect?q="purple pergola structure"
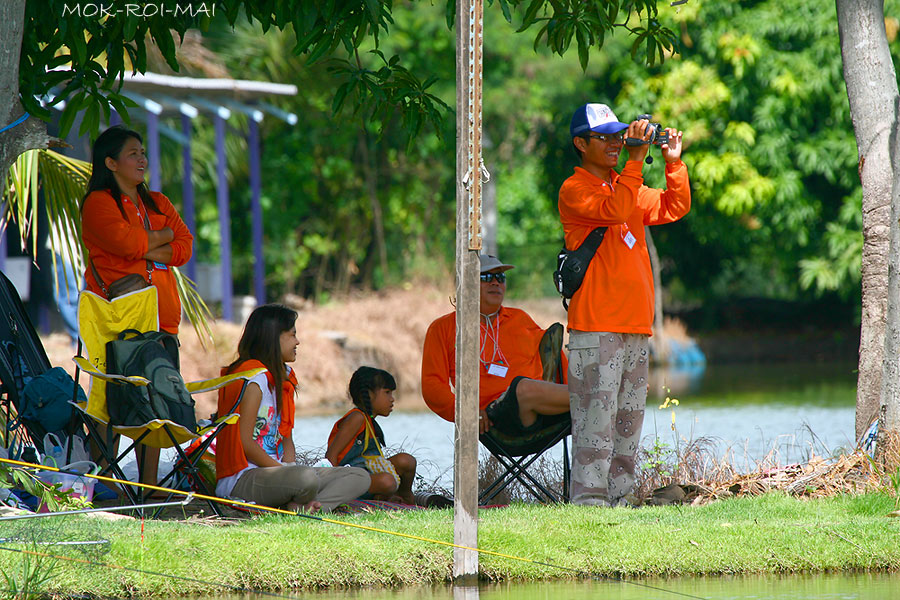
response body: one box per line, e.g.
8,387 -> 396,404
119,74 -> 297,321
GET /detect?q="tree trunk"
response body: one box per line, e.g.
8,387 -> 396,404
646,227 -> 668,363
836,0 -> 899,445
881,93 -> 900,468
358,131 -> 388,288
0,1 -> 53,180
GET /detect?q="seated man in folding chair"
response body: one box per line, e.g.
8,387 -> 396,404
421,254 -> 569,438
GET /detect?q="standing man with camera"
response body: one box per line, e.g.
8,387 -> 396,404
558,103 -> 691,507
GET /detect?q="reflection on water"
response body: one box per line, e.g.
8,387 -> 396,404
649,361 -> 858,408
293,362 -> 857,487
210,571 -> 900,599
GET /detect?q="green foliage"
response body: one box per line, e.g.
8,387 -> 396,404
508,0 -> 679,68
16,0 -> 880,312
20,0 -> 677,142
329,49 -> 451,145
887,465 -> 900,510
641,436 -> 674,478
21,0 -> 204,137
14,0 -> 685,304
0,464 -> 96,513
595,0 -> 898,304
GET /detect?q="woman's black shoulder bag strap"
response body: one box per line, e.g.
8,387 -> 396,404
553,226 -> 608,310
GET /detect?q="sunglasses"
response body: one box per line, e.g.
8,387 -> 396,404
480,272 -> 507,283
587,131 -> 626,143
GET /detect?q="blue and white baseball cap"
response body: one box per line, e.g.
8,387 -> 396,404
570,103 -> 629,138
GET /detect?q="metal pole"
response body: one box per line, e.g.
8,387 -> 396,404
147,112 -> 160,191
181,113 -> 197,281
248,118 -> 265,306
214,112 -> 233,322
454,0 -> 483,582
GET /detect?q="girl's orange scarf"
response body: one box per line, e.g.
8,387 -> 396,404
215,359 -> 297,480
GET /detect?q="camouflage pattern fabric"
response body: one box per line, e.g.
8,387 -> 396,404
566,331 -> 649,506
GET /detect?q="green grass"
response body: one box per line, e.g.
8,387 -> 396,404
1,492 -> 899,597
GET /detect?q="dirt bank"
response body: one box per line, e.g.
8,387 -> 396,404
43,285 -> 570,419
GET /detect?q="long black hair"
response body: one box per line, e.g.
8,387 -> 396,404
348,366 -> 396,417
227,304 -> 299,409
82,125 -> 161,219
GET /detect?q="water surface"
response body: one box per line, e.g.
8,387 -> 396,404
292,361 -> 858,487
207,572 -> 900,599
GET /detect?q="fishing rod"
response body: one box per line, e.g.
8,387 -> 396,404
0,495 -> 194,521
0,456 -> 707,600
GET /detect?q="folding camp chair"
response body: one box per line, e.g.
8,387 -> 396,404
0,269 -> 86,462
478,329 -> 571,504
479,415 -> 570,504
73,287 -> 263,516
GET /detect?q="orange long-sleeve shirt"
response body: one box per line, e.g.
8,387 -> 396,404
82,190 -> 193,334
558,160 -> 691,334
421,306 -> 568,422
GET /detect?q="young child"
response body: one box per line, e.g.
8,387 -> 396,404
326,367 -> 417,505
216,304 -> 369,513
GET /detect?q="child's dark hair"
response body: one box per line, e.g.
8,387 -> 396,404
82,125 -> 161,219
348,366 -> 396,417
226,303 -> 298,409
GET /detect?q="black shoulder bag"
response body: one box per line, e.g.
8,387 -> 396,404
552,226 -> 607,310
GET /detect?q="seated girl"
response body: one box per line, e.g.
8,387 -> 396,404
325,367 -> 417,505
216,304 -> 369,513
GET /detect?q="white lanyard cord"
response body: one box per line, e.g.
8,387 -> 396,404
480,311 -> 507,368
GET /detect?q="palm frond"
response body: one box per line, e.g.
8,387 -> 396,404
2,150 -> 41,258
38,150 -> 91,290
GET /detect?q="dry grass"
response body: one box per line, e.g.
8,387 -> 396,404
477,453 -> 567,505
636,439 -> 884,507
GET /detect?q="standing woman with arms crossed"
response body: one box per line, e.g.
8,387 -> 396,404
81,125 -> 194,486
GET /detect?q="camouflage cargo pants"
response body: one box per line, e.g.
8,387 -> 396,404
567,331 -> 649,506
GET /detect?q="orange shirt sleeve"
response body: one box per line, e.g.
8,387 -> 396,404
558,162 -> 644,235
149,192 -> 193,266
639,160 -> 691,226
421,314 -> 457,422
82,191 -> 149,260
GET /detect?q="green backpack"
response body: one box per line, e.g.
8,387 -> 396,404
105,329 -> 197,432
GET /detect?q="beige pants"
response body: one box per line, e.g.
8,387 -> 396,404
232,464 -> 370,512
567,331 -> 649,506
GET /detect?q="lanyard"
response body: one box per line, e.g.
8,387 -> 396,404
480,312 -> 508,369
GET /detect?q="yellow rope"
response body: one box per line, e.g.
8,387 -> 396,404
0,456 -> 529,561
0,456 -> 706,599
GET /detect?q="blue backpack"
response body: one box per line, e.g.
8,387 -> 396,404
17,367 -> 86,434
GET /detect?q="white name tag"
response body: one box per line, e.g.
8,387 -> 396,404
487,363 -> 508,377
623,231 -> 636,249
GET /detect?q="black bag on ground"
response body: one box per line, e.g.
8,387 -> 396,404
105,329 -> 197,432
553,226 -> 607,309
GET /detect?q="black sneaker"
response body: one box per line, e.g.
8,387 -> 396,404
484,392 -> 519,433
